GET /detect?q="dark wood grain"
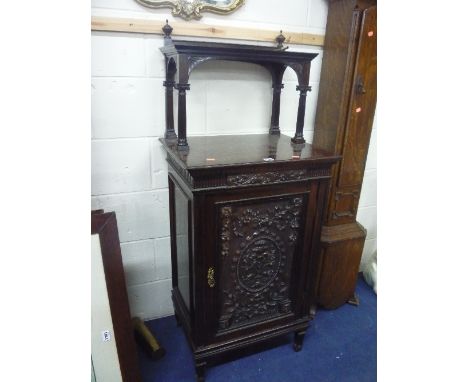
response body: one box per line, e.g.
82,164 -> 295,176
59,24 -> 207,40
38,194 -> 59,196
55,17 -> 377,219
163,57 -> 177,141
91,212 -> 142,382
318,222 -> 367,308
312,0 -> 377,309
163,134 -> 339,380
338,5 -> 377,187
160,31 -> 318,149
269,67 -> 286,135
160,133 -> 338,169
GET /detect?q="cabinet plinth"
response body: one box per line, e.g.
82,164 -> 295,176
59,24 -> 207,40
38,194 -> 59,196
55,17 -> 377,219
162,134 -> 339,380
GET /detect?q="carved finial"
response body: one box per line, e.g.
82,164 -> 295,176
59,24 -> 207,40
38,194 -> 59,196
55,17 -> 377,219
162,19 -> 173,39
275,30 -> 289,51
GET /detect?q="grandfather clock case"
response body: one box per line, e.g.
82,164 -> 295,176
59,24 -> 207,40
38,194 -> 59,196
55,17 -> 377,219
159,26 -> 340,381
313,0 -> 377,308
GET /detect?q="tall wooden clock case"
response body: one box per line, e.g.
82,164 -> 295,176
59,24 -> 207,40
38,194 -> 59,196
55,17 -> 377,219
313,0 -> 377,308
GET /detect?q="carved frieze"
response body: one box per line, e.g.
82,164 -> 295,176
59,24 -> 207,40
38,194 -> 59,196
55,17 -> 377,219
218,196 -> 304,331
165,149 -> 331,189
227,170 -> 307,186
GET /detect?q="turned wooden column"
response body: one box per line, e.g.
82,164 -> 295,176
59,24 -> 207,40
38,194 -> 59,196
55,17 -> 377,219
311,0 -> 377,309
175,53 -> 190,150
175,83 -> 190,149
268,34 -> 287,135
269,83 -> 284,135
269,65 -> 286,135
163,78 -> 177,140
162,20 -> 178,142
292,85 -> 312,144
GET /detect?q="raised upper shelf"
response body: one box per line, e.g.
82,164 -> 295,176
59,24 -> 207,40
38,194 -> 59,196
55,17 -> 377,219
159,21 -> 319,150
160,39 -> 319,70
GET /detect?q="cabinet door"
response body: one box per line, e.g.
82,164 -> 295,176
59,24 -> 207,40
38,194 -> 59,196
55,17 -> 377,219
201,183 -> 318,341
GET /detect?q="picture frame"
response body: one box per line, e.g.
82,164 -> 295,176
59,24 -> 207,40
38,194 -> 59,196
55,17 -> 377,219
135,0 -> 245,20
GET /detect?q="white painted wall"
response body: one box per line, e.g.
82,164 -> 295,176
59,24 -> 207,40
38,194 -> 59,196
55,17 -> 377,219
91,0 -> 377,319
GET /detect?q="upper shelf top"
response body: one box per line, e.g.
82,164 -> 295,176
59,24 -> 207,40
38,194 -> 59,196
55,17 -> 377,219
160,39 -> 319,64
159,21 -> 318,67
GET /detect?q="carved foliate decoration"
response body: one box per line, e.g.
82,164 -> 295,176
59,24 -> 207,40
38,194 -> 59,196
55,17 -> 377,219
166,154 -> 331,190
237,237 -> 282,292
217,196 -> 304,331
227,170 -> 307,186
220,206 -> 231,257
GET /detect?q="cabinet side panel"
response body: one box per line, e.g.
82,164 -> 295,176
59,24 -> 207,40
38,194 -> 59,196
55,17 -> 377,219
174,185 -> 191,309
168,177 -> 178,288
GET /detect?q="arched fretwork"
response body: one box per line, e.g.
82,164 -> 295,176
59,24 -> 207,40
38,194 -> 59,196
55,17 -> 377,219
160,21 -> 318,149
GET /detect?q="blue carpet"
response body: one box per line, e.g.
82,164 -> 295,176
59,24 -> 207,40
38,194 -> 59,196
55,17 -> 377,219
139,276 -> 376,382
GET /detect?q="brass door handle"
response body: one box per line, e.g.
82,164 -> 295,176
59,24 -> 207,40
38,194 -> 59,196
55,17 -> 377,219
207,267 -> 215,288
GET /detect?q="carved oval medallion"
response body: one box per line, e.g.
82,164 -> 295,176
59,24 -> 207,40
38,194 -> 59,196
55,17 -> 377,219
237,237 -> 282,292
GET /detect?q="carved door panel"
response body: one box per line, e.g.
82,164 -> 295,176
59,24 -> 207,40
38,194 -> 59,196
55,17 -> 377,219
203,187 -> 315,340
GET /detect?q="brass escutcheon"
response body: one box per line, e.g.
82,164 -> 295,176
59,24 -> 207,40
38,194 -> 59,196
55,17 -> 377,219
207,267 -> 215,288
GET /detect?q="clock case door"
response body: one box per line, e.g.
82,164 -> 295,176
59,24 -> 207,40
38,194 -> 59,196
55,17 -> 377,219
198,181 -> 325,344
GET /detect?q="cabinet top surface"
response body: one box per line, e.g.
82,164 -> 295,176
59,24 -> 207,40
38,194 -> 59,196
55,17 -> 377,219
160,134 -> 339,169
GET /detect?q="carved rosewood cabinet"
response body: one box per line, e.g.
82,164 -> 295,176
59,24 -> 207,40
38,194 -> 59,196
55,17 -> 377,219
159,24 -> 340,381
162,135 -> 339,381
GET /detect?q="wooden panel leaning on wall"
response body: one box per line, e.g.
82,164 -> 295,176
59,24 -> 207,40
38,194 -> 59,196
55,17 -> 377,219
91,211 -> 142,382
312,0 -> 377,309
